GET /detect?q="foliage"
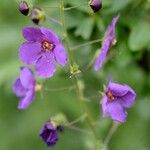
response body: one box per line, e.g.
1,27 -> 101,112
0,0 -> 150,150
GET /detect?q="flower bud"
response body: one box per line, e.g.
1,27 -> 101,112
89,0 -> 102,13
19,1 -> 30,16
70,63 -> 81,76
51,113 -> 68,126
31,7 -> 45,25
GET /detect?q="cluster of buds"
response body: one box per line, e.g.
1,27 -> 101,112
19,1 -> 45,25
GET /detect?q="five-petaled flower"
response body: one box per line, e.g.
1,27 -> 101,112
39,120 -> 63,147
19,26 -> 68,78
89,0 -> 102,13
94,15 -> 120,71
13,67 -> 36,110
102,81 -> 136,123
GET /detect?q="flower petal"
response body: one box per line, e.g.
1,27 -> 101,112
13,78 -> 26,97
94,39 -> 110,71
41,27 -> 60,44
18,90 -> 35,110
54,44 -> 67,66
20,67 -> 35,89
94,15 -> 119,71
101,95 -> 108,117
39,121 -> 58,147
35,55 -> 56,78
105,15 -> 120,41
107,102 -> 127,123
108,81 -> 129,97
23,27 -> 44,42
19,42 -> 41,65
119,86 -> 136,108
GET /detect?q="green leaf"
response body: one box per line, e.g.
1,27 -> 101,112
128,21 -> 150,51
75,17 -> 94,39
110,0 -> 135,12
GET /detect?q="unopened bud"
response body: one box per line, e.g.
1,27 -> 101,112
31,7 -> 45,25
35,84 -> 42,92
70,63 -> 81,76
51,113 -> 68,126
19,1 -> 30,16
89,0 -> 102,13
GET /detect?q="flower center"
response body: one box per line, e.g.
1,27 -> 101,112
41,40 -> 55,52
106,90 -> 115,101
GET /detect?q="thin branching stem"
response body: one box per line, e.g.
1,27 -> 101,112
45,14 -> 62,26
71,38 -> 102,50
64,124 -> 91,135
67,113 -> 87,126
59,0 -> 102,149
64,2 -> 88,11
59,0 -> 73,66
103,122 -> 120,150
44,85 -> 75,92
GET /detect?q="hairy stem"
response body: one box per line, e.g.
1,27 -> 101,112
71,38 -> 102,50
64,2 -> 88,11
59,0 -> 102,149
103,122 -> 120,150
60,0 -> 73,66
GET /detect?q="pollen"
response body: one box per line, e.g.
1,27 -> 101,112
42,40 -> 55,52
106,90 -> 115,101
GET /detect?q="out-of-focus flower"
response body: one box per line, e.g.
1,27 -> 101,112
19,27 -> 68,78
31,7 -> 45,25
89,0 -> 102,13
94,15 -> 120,71
101,81 -> 136,123
39,120 -> 63,147
13,67 -> 36,109
19,1 -> 30,16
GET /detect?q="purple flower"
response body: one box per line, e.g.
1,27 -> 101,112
13,67 -> 36,110
19,27 -> 68,78
89,0 -> 102,12
39,121 -> 63,147
19,1 -> 30,16
94,15 -> 120,71
102,81 -> 136,123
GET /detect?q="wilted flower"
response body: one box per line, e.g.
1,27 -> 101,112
19,26 -> 68,78
31,7 -> 45,25
13,67 -> 36,109
101,81 -> 136,123
39,121 -> 63,147
94,15 -> 120,71
89,0 -> 102,12
19,1 -> 30,16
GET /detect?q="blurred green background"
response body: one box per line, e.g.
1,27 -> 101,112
0,0 -> 150,149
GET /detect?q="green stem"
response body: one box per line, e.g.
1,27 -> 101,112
71,38 -> 102,50
64,124 -> 91,135
60,0 -> 73,66
74,76 -> 98,139
103,122 -> 120,150
64,2 -> 88,11
45,14 -> 62,25
44,85 -> 75,92
59,0 -> 102,149
67,113 -> 87,126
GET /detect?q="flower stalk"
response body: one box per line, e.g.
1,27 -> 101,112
59,0 -> 102,148
59,0 -> 73,67
103,122 -> 120,150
